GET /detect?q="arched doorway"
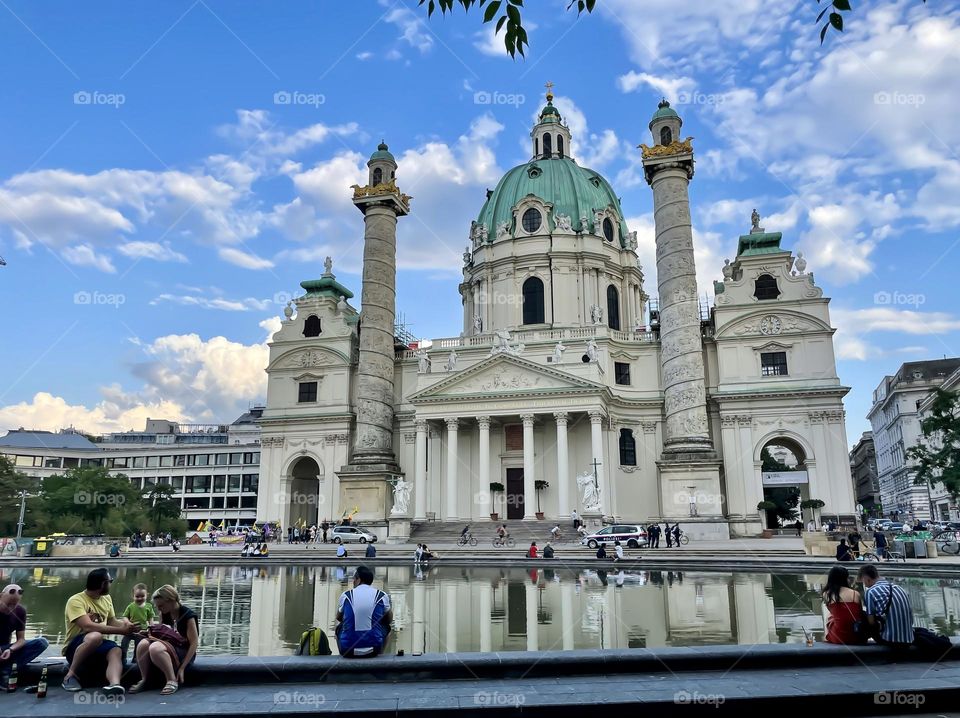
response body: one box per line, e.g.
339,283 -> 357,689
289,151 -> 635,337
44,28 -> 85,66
758,437 -> 809,529
289,456 -> 321,529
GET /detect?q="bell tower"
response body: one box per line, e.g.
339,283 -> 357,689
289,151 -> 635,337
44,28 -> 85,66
530,82 -> 572,160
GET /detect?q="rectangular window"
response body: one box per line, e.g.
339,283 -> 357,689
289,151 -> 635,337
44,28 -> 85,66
229,452 -> 242,465
113,457 -> 128,468
132,456 -> 146,468
44,457 -> 62,469
195,454 -> 209,466
63,456 -> 79,468
173,455 -> 186,467
228,475 -> 241,493
242,452 -> 259,465
215,453 -> 228,466
160,455 -> 173,467
761,351 -> 788,377
614,362 -> 631,386
619,429 -> 637,466
505,425 -> 523,451
170,476 -> 184,492
242,473 -> 259,492
147,456 -> 160,468
226,496 -> 240,508
240,496 -> 258,509
213,476 -> 226,493
130,477 -> 142,489
298,381 -> 318,403
211,497 -> 225,509
15,455 -> 34,467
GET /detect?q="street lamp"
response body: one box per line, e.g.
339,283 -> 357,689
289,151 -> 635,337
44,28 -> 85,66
16,490 -> 27,539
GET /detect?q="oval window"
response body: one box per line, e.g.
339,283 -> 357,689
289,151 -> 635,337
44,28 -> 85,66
602,217 -> 614,242
522,208 -> 542,233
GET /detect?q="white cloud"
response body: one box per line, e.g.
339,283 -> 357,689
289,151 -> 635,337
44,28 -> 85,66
218,247 -> 275,270
0,391 -> 187,436
356,51 -> 373,61
61,244 -> 116,273
384,7 -> 434,54
832,306 -> 960,361
117,241 -> 188,263
150,293 -> 274,312
534,96 -> 624,169
617,71 -> 695,102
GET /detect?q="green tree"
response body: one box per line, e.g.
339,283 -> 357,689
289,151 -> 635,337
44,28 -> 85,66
144,484 -> 187,536
0,457 -> 39,536
418,0 -> 930,58
908,388 -> 960,499
35,467 -> 142,534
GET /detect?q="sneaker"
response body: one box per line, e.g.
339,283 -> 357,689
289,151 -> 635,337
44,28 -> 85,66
62,675 -> 82,692
102,684 -> 126,696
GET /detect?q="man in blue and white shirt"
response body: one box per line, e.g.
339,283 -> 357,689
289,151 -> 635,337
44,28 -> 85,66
859,564 -> 914,650
336,566 -> 392,657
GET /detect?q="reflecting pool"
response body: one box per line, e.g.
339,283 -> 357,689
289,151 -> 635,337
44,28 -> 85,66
5,564 -> 960,656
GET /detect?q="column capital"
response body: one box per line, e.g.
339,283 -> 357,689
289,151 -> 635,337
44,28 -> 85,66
641,421 -> 657,434
415,418 -> 429,432
520,413 -> 536,426
444,417 -> 459,430
553,411 -> 569,426
476,415 -> 491,429
588,410 -> 605,424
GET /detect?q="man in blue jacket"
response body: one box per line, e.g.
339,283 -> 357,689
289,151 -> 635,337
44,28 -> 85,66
335,566 -> 392,657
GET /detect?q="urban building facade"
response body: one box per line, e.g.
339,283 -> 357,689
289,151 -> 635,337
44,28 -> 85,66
915,364 -> 960,522
868,358 -> 960,521
849,431 -> 879,517
0,408 -> 263,529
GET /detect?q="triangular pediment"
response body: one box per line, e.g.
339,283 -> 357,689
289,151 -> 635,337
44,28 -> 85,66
410,354 -> 603,402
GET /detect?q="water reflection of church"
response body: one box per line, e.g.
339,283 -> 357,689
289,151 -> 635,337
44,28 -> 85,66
224,567 -> 960,655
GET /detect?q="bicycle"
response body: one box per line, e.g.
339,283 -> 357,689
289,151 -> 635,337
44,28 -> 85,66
457,532 -> 478,547
492,534 -> 515,548
860,542 -> 906,562
673,530 -> 689,546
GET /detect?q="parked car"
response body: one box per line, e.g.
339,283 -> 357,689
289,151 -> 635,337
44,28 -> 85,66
580,524 -> 648,549
330,525 -> 378,544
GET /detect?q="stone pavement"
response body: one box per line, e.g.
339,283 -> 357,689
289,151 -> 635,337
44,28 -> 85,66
5,661 -> 960,716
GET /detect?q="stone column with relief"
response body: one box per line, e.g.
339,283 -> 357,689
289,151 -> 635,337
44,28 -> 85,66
642,101 -> 728,539
338,142 -> 412,532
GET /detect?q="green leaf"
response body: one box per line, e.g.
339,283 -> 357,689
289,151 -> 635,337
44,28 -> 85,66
506,3 -> 521,25
820,22 -> 830,44
586,0 -> 596,11
833,0 -> 851,10
495,14 -> 507,32
508,0 -> 523,6
483,0 -> 501,23
829,12 -> 843,31
817,6 -> 829,22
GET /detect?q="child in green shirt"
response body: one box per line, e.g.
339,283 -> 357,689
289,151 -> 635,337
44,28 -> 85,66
120,583 -> 155,661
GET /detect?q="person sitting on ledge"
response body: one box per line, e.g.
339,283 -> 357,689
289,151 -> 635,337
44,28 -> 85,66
61,568 -> 137,694
336,566 -> 393,658
413,544 -> 423,563
0,584 -> 50,687
613,540 -> 624,563
260,543 -> 269,557
337,543 -> 348,559
822,565 -> 865,645
596,543 -> 607,559
131,585 -> 199,696
836,539 -> 853,562
527,542 -> 538,559
240,544 -> 250,558
422,545 -> 438,560
858,563 -> 914,657
542,542 -> 555,559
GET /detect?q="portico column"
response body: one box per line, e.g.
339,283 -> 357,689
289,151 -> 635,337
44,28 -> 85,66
412,579 -> 425,655
414,419 -> 428,520
589,411 -> 607,512
445,418 -> 459,520
478,416 -> 491,519
479,583 -> 493,652
521,414 -> 537,519
554,412 -> 570,518
560,581 -> 575,650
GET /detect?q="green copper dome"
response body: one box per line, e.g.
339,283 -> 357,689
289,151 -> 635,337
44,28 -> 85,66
369,141 -> 395,163
475,157 -> 629,246
538,100 -> 561,123
649,99 -> 680,128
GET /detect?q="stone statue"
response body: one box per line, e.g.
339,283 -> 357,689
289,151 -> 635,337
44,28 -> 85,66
722,259 -> 734,280
283,301 -> 294,319
496,220 -> 510,241
554,213 -> 574,232
492,328 -> 511,351
336,295 -> 347,314
586,339 -> 599,363
463,245 -> 472,266
633,319 -> 644,332
417,349 -> 431,374
579,214 -> 589,233
473,314 -> 483,334
593,210 -> 605,233
590,304 -> 603,325
477,223 -> 488,243
553,341 -> 566,364
794,251 -> 807,275
750,209 -> 760,232
445,349 -> 458,372
390,477 -> 411,516
324,256 -> 333,276
625,230 -> 638,250
576,471 -> 601,511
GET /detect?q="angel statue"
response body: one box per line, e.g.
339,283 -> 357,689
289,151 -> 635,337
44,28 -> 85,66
390,477 -> 412,516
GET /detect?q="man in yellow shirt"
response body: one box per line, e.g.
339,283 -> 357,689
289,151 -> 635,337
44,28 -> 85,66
61,568 -> 136,694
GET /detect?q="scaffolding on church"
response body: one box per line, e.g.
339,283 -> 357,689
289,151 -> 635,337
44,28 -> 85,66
394,311 -> 417,349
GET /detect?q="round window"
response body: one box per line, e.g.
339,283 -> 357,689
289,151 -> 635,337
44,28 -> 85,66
521,208 -> 542,233
602,217 -> 615,242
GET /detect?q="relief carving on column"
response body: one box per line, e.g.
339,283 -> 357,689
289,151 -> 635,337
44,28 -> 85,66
553,411 -> 569,426
403,432 -> 416,444
641,422 -> 657,434
664,385 -> 705,414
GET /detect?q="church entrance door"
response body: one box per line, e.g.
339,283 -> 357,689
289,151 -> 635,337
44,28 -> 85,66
506,468 -> 524,520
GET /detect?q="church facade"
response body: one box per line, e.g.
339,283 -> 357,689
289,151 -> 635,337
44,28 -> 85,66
255,94 -> 856,539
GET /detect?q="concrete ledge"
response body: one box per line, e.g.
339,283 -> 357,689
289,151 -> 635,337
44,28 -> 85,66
20,641 -> 960,686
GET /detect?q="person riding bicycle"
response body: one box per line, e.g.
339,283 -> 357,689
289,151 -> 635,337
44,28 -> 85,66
497,524 -> 508,539
576,524 -> 588,539
460,525 -> 471,540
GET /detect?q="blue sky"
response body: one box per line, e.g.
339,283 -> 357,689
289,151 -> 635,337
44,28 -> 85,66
1,0 -> 958,446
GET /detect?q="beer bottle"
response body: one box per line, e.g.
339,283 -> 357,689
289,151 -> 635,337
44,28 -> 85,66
37,666 -> 48,699
6,662 -> 17,693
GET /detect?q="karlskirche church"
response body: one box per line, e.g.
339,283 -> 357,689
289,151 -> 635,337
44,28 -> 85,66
255,91 -> 856,540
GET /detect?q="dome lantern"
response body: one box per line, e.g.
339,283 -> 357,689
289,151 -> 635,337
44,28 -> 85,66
648,98 -> 682,147
530,81 -> 572,160
367,140 -> 397,187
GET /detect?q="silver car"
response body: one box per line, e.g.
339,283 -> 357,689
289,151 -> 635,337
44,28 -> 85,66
330,525 -> 378,544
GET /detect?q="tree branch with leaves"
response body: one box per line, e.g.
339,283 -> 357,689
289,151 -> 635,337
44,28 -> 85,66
908,388 -> 960,499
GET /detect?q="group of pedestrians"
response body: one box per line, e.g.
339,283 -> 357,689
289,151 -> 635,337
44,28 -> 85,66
286,521 -> 332,544
646,523 -> 682,548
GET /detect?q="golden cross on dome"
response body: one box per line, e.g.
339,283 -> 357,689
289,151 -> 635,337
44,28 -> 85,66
545,81 -> 554,101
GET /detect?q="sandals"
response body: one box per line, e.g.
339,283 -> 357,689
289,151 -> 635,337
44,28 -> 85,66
129,680 -> 149,694
160,681 -> 179,695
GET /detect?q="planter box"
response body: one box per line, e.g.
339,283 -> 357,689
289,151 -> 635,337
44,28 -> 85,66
761,529 -> 774,539
490,513 -> 499,521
